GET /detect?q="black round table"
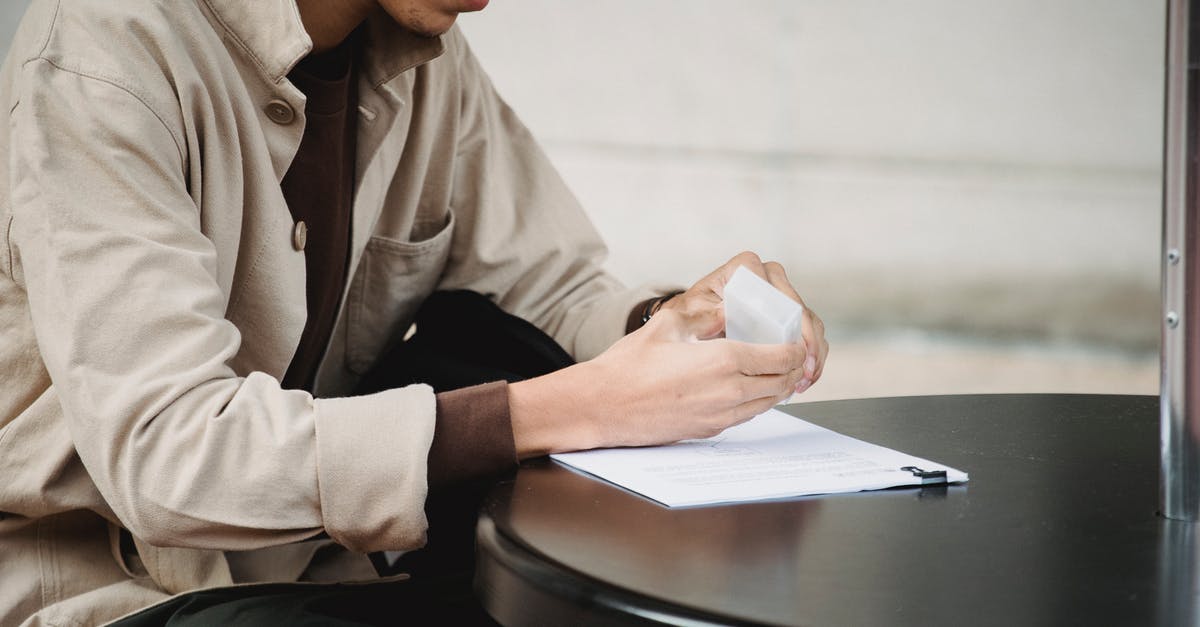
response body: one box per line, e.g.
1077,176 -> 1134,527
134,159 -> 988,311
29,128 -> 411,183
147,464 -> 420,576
474,394 -> 1200,626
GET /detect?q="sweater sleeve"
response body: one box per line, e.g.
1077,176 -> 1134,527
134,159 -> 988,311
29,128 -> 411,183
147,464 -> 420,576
428,381 -> 517,489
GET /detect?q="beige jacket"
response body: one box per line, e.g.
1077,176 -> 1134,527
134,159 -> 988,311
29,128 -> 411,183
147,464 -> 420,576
0,0 -> 655,624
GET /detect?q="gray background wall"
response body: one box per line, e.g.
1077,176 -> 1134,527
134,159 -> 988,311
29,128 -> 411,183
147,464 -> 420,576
457,1 -> 1164,400
1,1 -> 1164,400
0,3 -> 18,51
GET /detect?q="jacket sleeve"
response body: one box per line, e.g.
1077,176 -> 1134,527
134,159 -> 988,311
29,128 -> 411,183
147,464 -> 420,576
437,30 -> 672,361
8,60 -> 433,554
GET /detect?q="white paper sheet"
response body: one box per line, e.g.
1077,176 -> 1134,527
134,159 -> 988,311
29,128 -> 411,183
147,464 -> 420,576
551,409 -> 968,507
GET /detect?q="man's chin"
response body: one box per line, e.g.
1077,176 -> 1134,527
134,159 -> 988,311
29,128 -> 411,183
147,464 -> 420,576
379,0 -> 490,37
407,24 -> 453,38
390,12 -> 458,38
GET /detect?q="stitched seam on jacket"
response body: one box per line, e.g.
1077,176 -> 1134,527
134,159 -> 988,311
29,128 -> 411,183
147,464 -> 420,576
0,396 -> 15,451
223,209 -> 281,314
5,0 -> 60,115
24,57 -> 187,166
32,0 -> 61,62
3,215 -> 13,281
36,517 -> 59,611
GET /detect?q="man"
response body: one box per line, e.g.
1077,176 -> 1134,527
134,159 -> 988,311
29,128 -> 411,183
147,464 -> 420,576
0,0 -> 828,624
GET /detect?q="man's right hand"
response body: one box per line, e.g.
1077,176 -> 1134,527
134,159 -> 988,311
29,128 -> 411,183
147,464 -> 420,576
508,307 -> 806,457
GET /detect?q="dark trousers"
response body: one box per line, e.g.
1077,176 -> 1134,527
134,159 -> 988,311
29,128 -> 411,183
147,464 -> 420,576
112,578 -> 494,626
113,292 -> 574,626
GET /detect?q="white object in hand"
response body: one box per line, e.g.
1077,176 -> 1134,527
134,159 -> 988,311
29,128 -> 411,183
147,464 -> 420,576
723,265 -> 803,345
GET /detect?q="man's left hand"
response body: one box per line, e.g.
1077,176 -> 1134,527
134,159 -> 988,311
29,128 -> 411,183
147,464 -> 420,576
656,251 -> 828,394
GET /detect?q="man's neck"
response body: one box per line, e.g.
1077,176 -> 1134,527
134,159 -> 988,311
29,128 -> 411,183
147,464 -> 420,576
296,0 -> 376,54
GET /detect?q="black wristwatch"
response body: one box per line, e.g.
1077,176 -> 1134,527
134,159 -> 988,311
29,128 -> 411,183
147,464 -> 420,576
640,290 -> 685,326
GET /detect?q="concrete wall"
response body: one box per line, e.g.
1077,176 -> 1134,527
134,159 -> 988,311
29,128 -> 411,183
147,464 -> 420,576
0,3 -> 21,52
458,1 -> 1165,353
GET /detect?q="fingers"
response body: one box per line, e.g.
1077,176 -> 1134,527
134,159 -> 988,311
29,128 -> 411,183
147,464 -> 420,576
696,349 -> 804,437
721,253 -> 802,303
730,392 -> 790,426
762,261 -> 806,308
761,259 -> 829,386
734,370 -> 804,404
694,250 -> 831,393
720,251 -> 769,296
682,252 -> 805,340
754,256 -> 828,388
802,310 -> 828,385
725,339 -> 806,376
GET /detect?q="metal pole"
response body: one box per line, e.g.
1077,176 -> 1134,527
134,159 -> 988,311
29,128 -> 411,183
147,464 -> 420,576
1162,0 -> 1200,521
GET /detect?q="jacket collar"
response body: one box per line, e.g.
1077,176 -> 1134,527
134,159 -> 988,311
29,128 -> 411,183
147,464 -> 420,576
201,0 -> 445,88
360,12 -> 447,88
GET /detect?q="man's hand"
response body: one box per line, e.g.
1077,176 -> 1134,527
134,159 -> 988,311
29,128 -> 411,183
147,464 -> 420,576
509,307 -> 806,455
509,251 -> 827,457
656,251 -> 827,393
585,308 -> 807,446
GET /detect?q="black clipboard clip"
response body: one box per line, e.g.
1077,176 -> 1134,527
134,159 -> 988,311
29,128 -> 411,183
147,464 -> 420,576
901,466 -> 948,485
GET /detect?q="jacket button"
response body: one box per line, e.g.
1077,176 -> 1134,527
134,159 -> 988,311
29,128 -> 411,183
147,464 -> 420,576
265,99 -> 295,125
292,220 -> 307,251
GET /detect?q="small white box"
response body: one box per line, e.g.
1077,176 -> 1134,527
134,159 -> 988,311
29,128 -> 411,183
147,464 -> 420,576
724,266 -> 804,345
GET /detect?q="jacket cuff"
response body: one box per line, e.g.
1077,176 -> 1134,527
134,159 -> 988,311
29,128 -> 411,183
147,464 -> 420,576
312,384 -> 436,553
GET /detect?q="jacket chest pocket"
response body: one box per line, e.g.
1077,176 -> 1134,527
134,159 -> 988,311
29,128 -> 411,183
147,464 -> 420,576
345,211 -> 455,375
